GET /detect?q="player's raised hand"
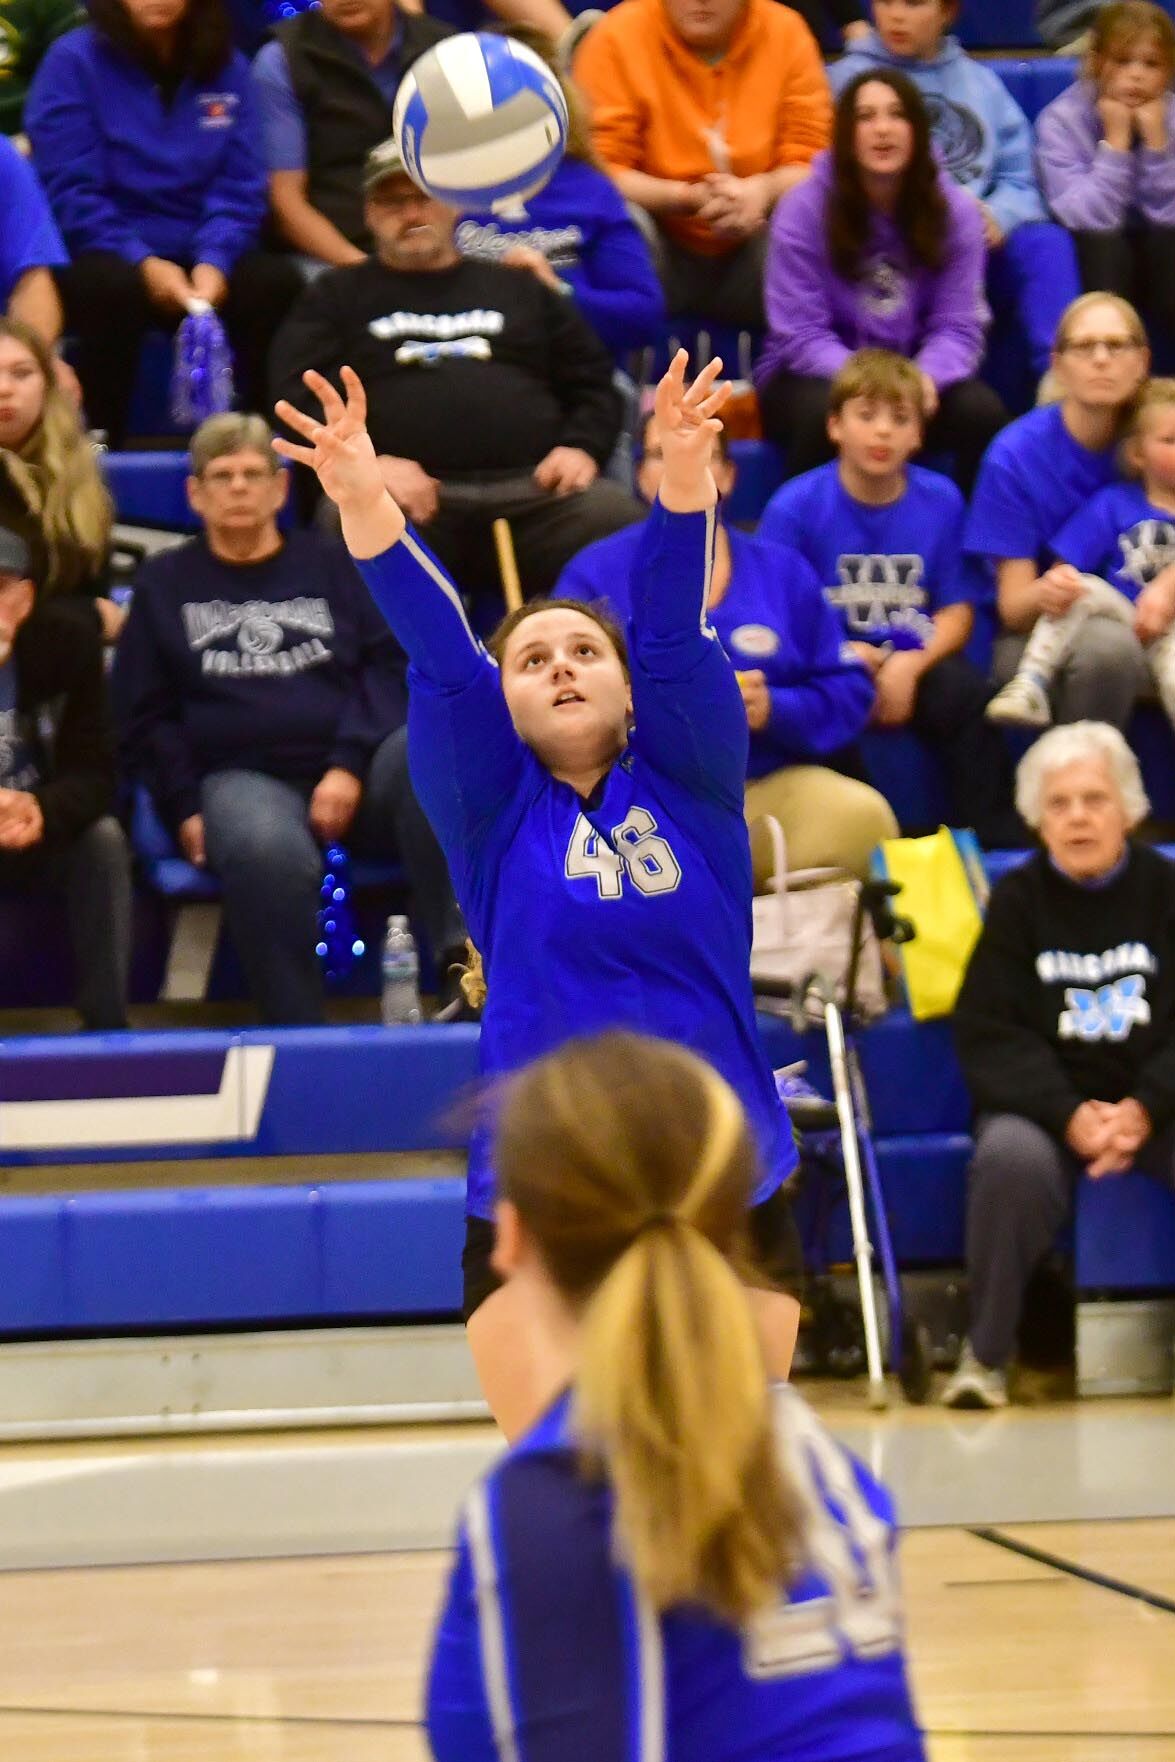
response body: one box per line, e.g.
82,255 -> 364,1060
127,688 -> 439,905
274,368 -> 385,512
274,367 -> 406,559
653,350 -> 730,513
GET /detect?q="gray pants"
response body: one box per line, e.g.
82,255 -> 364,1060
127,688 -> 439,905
0,815 -> 131,1029
993,616 -> 1150,730
967,1112 -> 1175,1367
650,228 -> 767,331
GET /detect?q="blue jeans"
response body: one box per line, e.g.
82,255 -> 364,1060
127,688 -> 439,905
201,727 -> 463,1025
986,221 -> 1081,378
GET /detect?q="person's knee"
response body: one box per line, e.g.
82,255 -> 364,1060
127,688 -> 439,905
970,1114 -> 1065,1211
72,815 -> 131,877
202,778 -> 318,885
1066,616 -> 1147,684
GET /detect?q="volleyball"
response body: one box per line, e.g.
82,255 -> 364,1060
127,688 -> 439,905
391,32 -> 569,214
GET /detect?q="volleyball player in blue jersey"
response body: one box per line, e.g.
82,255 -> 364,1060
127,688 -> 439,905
274,353 -> 801,1434
427,1030 -> 927,1762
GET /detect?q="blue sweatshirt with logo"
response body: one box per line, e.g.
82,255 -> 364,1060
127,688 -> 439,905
26,24 -> 266,270
829,30 -> 1046,238
454,155 -> 665,354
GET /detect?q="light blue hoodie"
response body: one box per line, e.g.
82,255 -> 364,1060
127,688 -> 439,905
829,29 -> 1047,236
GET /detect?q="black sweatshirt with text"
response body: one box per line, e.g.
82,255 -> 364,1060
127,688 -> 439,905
269,255 -> 621,475
953,844 -> 1175,1135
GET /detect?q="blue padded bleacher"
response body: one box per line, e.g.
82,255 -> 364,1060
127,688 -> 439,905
102,452 -> 295,532
727,439 -> 784,525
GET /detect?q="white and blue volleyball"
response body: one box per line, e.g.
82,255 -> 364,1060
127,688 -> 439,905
392,32 -> 569,214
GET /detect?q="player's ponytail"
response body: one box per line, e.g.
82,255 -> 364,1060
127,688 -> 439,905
495,1032 -> 803,1626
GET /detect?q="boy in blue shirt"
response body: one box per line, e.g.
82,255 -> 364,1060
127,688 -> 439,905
987,377 -> 1175,730
830,0 -> 1080,380
761,348 -> 1020,845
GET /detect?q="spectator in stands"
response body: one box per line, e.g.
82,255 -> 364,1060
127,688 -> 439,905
756,72 -> 1006,495
572,0 -> 831,330
0,0 -> 81,137
271,140 -> 643,599
1036,2 -> 1175,343
556,414 -> 896,878
453,28 -> 664,356
988,377 -> 1175,731
947,720 -> 1175,1408
965,292 -> 1150,727
112,413 -> 465,1026
1035,0 -> 1109,52
251,0 -> 452,275
26,0 -> 301,445
0,135 -> 66,349
0,523 -> 130,1029
0,319 -> 119,636
830,0 -> 1082,383
760,349 -> 1021,846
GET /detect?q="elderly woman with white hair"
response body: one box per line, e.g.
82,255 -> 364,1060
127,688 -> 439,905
945,721 -> 1175,1408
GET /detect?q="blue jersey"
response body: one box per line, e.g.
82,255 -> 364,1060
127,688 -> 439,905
759,463 -> 971,651
427,1383 -> 927,1762
558,516 -> 873,778
963,403 -> 1119,593
357,506 -> 797,1218
0,136 -> 66,307
1051,479 -> 1175,602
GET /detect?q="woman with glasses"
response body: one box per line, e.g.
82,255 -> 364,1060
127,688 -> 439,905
964,292 -> 1151,730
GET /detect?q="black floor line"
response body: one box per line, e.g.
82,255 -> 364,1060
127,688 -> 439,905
0,1704 -> 420,1731
971,1525 -> 1175,1616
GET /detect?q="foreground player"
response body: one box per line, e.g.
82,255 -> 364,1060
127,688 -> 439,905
427,1031 -> 927,1762
274,353 -> 801,1435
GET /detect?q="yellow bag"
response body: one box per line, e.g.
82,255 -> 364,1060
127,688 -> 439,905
873,827 -> 989,1021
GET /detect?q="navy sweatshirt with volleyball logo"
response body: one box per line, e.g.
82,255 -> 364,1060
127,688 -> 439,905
112,530 -> 406,833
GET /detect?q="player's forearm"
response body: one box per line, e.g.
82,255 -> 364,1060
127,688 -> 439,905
610,166 -> 698,219
355,523 -> 486,690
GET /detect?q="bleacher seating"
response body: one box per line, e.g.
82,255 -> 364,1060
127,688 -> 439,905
0,1007 -> 1170,1334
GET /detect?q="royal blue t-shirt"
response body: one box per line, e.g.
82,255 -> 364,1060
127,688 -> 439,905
357,506 -> 798,1218
759,462 -> 971,650
0,135 -> 66,307
963,404 -> 1120,594
557,516 -> 873,778
1051,480 -> 1175,601
428,1382 -> 927,1762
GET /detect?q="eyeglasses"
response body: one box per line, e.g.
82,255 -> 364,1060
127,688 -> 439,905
200,467 -> 273,488
1058,337 -> 1142,359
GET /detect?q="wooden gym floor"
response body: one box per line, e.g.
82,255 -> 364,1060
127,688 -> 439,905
0,1396 -> 1171,1762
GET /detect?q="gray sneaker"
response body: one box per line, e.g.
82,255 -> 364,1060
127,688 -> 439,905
985,674 -> 1051,729
941,1340 -> 1008,1410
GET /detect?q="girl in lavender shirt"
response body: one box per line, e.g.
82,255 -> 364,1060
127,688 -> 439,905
1036,2 -> 1175,342
755,70 -> 1006,494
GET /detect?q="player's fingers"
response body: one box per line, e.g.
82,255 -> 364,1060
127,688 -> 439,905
694,381 -> 732,421
683,356 -> 724,407
274,398 -> 323,443
306,369 -> 347,425
271,436 -> 320,468
654,350 -> 689,427
340,365 -> 368,427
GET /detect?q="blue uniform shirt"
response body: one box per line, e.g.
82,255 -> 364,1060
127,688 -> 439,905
0,136 -> 66,307
1051,479 -> 1175,601
760,462 -> 972,650
427,1382 -> 927,1762
557,516 -> 873,778
963,403 -> 1119,594
358,506 -> 798,1217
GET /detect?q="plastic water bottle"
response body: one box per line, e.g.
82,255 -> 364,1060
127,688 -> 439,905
381,915 -> 422,1025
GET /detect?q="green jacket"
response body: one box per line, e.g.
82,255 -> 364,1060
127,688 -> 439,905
0,0 -> 83,134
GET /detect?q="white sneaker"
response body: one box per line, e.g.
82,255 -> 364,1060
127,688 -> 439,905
985,675 -> 1051,729
941,1340 -> 1008,1410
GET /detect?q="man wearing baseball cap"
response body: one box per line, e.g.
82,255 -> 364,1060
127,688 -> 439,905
0,526 -> 130,1029
271,136 -> 642,599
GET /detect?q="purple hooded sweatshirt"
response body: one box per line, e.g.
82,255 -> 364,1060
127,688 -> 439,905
755,147 -> 988,392
1035,80 -> 1175,231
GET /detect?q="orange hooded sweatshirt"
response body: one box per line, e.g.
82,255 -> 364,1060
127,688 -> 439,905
574,0 -> 832,256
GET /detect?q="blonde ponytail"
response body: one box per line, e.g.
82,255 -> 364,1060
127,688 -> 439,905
495,1033 -> 804,1628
